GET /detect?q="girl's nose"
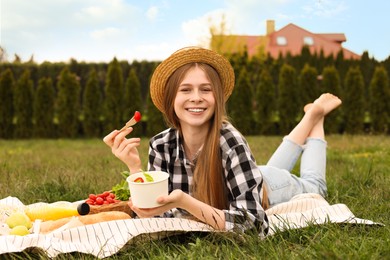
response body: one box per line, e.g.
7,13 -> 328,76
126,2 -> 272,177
189,89 -> 202,101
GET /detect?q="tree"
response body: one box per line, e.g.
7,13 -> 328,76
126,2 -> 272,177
208,14 -> 235,54
321,66 -> 342,133
0,69 -> 15,138
13,54 -> 22,64
38,61 -> 63,85
33,77 -> 55,138
369,66 -> 390,133
83,69 -> 102,137
0,46 -> 7,62
270,55 -> 283,87
145,92 -> 166,136
123,68 -> 143,136
335,50 -> 347,79
104,58 -> 124,133
13,69 -> 34,138
278,63 -> 299,135
256,68 -> 276,135
321,66 -> 342,96
360,51 -> 377,97
343,66 -> 365,134
299,63 -> 318,107
298,46 -> 312,71
56,67 -> 81,138
131,60 -> 157,100
227,67 -> 253,135
383,56 -> 390,81
316,49 -> 327,73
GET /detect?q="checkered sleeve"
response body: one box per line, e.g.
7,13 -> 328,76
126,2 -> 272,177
221,125 -> 269,236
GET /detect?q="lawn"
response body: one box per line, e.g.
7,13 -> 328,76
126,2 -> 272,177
0,135 -> 389,259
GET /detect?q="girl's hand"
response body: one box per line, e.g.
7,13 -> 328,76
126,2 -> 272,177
103,127 -> 142,173
128,190 -> 226,230
128,190 -> 185,218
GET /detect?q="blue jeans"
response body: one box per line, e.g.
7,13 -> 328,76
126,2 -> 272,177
259,137 -> 327,207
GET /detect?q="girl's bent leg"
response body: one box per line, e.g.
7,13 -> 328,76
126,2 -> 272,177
260,165 -> 304,207
261,138 -> 328,207
299,138 -> 327,196
266,137 -> 303,171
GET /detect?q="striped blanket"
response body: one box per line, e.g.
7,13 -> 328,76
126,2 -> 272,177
0,194 -> 381,258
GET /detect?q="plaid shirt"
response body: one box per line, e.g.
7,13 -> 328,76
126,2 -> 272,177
148,123 -> 268,236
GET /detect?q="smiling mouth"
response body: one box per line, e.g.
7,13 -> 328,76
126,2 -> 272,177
187,108 -> 205,113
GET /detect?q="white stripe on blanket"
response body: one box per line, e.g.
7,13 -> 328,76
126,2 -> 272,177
265,193 -> 381,235
0,195 -> 382,258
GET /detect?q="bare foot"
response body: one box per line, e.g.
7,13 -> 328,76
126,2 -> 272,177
304,93 -> 342,115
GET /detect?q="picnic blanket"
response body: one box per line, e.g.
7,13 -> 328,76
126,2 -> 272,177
0,194 -> 382,258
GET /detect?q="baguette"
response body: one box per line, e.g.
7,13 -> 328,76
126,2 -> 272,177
89,201 -> 132,215
39,211 -> 131,234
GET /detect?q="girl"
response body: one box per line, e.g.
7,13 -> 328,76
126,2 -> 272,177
103,47 -> 341,236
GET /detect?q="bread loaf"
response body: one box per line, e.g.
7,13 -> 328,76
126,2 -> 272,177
79,211 -> 131,224
39,211 -> 131,234
89,201 -> 132,215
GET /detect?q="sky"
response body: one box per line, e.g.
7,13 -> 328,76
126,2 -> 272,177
1,0 -> 389,64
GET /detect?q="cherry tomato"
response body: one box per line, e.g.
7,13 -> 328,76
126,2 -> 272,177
86,191 -> 119,205
85,199 -> 95,205
89,194 -> 97,200
95,197 -> 104,205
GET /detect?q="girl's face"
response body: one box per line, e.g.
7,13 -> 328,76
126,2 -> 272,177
174,66 -> 216,131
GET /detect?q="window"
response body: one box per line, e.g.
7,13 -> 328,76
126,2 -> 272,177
303,36 -> 314,45
276,36 -> 287,46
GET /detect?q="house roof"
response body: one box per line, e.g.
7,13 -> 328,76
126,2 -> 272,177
210,21 -> 360,60
318,33 -> 346,43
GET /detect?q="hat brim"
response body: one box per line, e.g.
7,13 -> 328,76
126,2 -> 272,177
150,47 -> 235,113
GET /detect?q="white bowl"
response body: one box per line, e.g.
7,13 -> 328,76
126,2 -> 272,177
127,171 -> 169,208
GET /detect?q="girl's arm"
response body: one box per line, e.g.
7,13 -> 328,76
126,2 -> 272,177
128,190 -> 226,230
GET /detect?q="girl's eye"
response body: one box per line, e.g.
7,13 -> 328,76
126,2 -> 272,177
179,88 -> 190,92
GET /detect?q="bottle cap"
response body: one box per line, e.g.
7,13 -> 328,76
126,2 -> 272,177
77,202 -> 90,215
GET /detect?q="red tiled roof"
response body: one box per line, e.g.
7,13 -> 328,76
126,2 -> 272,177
317,33 -> 346,43
210,21 -> 360,60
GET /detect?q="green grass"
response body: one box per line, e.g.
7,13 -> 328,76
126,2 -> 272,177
0,135 -> 389,259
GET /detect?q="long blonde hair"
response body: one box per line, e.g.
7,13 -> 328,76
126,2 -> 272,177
162,63 -> 229,210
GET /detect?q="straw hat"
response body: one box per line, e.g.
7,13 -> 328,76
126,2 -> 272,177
150,46 -> 235,112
